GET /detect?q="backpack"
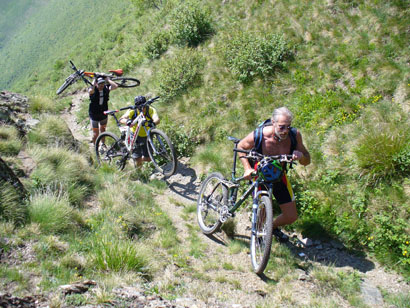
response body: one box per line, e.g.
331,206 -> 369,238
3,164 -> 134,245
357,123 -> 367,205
253,119 -> 297,155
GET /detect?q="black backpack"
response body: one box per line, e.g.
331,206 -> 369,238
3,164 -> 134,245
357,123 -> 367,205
253,119 -> 297,154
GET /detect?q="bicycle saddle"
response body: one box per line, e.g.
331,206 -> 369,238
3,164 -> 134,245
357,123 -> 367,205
108,69 -> 123,76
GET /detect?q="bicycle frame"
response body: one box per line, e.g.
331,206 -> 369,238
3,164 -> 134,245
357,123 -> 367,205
105,107 -> 152,154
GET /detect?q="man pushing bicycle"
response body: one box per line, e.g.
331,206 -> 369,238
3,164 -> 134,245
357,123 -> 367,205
119,95 -> 160,167
237,107 -> 310,242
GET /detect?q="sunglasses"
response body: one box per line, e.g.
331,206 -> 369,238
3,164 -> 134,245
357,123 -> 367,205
277,124 -> 291,130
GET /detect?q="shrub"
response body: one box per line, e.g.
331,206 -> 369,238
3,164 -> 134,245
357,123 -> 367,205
353,106 -> 410,185
91,236 -> 150,275
156,48 -> 205,102
29,95 -> 67,114
160,118 -> 199,157
29,192 -> 76,234
221,32 -> 292,83
29,147 -> 95,206
170,0 -> 214,47
0,125 -> 22,156
27,115 -> 78,150
145,31 -> 171,59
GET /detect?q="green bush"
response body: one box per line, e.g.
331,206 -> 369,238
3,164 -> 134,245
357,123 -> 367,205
145,31 -> 170,59
29,192 -> 77,234
160,118 -> 199,157
27,115 -> 77,150
221,32 -> 292,83
156,48 -> 205,102
29,147 -> 95,206
170,0 -> 214,47
353,106 -> 410,185
0,125 -> 22,156
91,235 -> 150,275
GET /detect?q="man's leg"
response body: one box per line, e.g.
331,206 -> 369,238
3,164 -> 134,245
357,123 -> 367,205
273,201 -> 298,228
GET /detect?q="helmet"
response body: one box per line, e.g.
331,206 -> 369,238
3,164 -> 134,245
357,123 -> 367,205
134,95 -> 146,105
97,77 -> 105,84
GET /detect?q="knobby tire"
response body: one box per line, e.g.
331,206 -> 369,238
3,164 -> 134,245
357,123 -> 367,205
197,172 -> 228,235
147,129 -> 177,176
95,132 -> 127,170
112,77 -> 140,88
250,195 -> 273,274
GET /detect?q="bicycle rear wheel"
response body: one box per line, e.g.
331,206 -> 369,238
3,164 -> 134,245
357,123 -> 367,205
56,74 -> 76,95
111,77 -> 140,88
250,195 -> 273,275
95,132 -> 127,170
147,129 -> 177,176
197,172 -> 228,235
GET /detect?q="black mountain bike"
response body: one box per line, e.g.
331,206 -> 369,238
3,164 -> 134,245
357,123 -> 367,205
56,60 -> 140,95
95,96 -> 177,177
197,136 -> 294,274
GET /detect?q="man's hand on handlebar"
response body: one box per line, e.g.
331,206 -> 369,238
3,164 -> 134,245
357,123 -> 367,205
292,150 -> 303,161
243,168 -> 255,181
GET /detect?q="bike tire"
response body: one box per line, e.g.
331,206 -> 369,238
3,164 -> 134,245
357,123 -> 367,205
95,132 -> 127,170
197,172 -> 228,235
56,75 -> 75,95
250,195 -> 274,275
147,129 -> 177,176
111,77 -> 140,88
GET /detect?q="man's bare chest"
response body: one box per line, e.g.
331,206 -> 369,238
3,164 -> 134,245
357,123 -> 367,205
262,136 -> 291,155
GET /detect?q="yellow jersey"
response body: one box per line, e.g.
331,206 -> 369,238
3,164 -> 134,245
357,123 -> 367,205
123,106 -> 158,137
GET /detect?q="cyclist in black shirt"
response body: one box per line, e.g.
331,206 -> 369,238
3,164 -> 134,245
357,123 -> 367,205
88,76 -> 118,144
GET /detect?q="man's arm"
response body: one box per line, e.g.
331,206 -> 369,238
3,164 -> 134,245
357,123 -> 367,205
107,78 -> 118,91
293,130 -> 310,166
237,131 -> 255,179
88,79 -> 97,95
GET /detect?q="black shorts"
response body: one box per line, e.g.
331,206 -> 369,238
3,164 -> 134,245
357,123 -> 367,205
132,136 -> 149,158
261,173 -> 295,205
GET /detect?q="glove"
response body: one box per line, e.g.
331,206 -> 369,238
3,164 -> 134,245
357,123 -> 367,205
126,119 -> 132,126
147,120 -> 155,127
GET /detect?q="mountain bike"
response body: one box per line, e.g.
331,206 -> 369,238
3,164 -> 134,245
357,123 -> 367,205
56,60 -> 140,95
197,136 -> 294,274
94,96 -> 177,177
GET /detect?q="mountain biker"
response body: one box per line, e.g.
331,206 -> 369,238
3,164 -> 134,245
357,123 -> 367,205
237,107 -> 310,242
119,95 -> 160,166
88,76 -> 118,144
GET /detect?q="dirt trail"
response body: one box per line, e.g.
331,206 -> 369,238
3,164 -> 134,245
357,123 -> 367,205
62,92 -> 410,308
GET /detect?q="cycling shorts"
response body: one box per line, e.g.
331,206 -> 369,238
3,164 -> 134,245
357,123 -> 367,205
90,117 -> 107,129
271,172 -> 295,204
259,172 -> 295,205
132,136 -> 149,158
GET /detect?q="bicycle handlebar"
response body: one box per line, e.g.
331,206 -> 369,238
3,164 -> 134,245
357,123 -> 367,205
234,148 -> 293,162
119,96 -> 160,111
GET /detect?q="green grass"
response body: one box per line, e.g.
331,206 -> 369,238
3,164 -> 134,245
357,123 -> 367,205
0,125 -> 22,156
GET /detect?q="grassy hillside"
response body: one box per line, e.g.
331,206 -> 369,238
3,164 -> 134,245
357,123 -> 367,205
1,0 -> 409,303
0,0 -> 132,90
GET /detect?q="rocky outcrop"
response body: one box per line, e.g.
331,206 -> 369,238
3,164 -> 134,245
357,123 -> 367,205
0,91 -> 39,134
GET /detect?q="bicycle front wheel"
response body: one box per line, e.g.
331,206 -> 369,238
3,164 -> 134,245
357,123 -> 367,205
56,74 -> 76,95
111,77 -> 140,88
197,172 -> 228,235
95,132 -> 127,170
250,195 -> 273,275
147,129 -> 177,176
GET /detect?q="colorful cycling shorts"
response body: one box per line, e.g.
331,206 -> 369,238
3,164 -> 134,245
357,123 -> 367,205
271,172 -> 295,205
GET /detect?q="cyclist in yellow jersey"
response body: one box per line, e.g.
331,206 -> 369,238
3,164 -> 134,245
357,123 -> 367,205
119,96 -> 160,166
